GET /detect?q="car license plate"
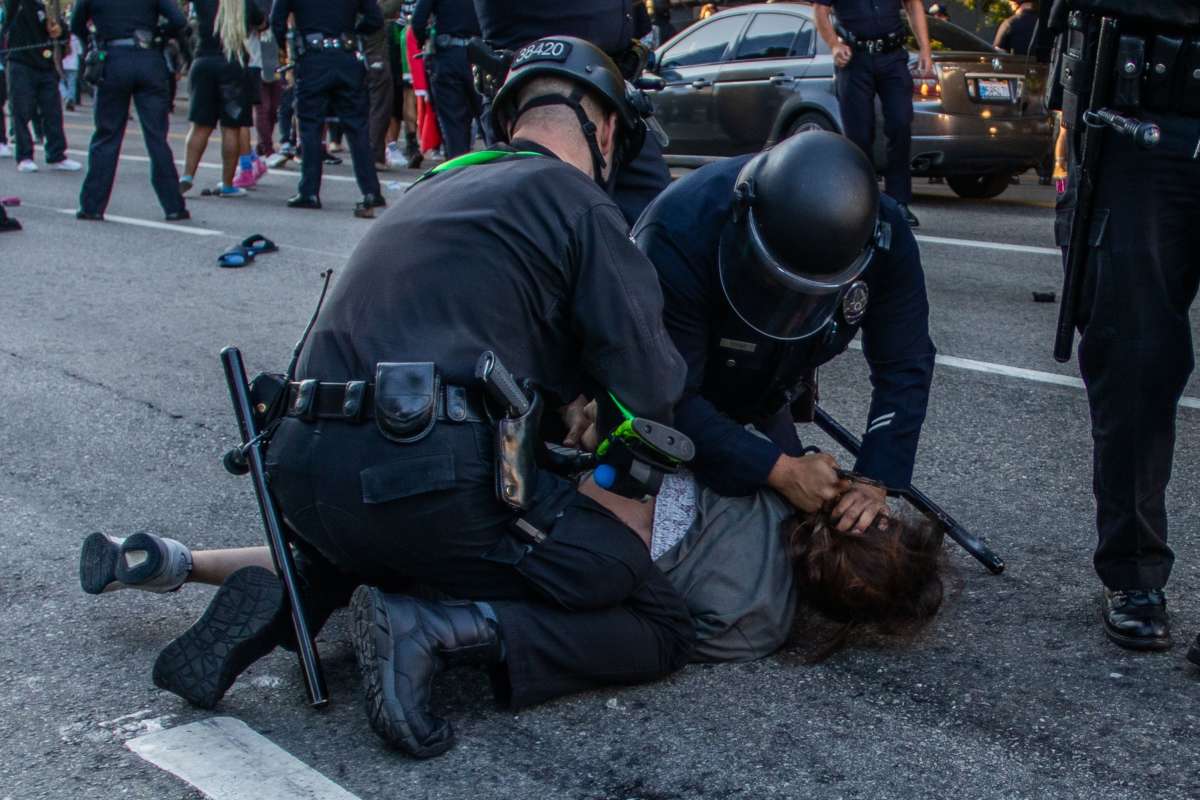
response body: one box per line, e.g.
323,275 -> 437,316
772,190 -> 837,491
976,78 -> 1012,101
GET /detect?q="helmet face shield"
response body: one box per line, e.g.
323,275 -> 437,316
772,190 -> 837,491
718,209 -> 875,341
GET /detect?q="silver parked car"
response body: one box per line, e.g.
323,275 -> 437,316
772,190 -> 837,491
647,3 -> 1054,199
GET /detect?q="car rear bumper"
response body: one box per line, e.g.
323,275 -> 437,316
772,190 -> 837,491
911,107 -> 1054,176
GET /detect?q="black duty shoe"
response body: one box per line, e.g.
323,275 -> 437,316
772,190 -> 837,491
897,203 -> 920,228
164,209 -> 190,222
287,194 -> 322,210
0,215 -> 21,232
322,152 -> 343,166
362,193 -> 386,209
406,151 -> 423,170
153,566 -> 285,708
75,210 -> 104,221
1103,589 -> 1171,652
350,587 -> 501,758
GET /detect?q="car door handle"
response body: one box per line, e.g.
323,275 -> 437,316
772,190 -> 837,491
769,74 -> 794,85
690,79 -> 712,89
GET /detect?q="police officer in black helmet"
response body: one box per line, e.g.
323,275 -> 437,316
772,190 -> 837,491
148,36 -> 692,758
472,0 -> 672,225
271,0 -> 385,215
1042,0 -> 1200,660
635,131 -> 936,533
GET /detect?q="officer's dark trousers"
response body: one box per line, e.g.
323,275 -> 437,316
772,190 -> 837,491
427,47 -> 479,158
79,49 -> 184,216
836,49 -> 913,203
295,51 -> 380,198
366,57 -> 393,164
0,75 -> 8,145
7,62 -> 68,164
278,84 -> 296,146
266,417 -> 695,709
1071,113 -> 1200,590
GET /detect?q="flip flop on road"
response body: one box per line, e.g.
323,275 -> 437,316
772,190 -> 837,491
241,234 -> 278,256
217,245 -> 256,269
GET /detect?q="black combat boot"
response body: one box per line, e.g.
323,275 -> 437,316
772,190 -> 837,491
350,587 -> 502,758
153,566 -> 347,708
1102,589 -> 1171,651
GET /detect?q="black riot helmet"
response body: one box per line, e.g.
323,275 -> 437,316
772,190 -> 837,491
719,131 -> 884,341
492,36 -> 661,187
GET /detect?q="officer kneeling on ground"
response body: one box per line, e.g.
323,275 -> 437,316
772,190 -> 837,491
634,131 -> 936,529
149,37 -> 693,758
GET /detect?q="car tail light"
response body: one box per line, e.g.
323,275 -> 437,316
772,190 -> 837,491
914,76 -> 941,100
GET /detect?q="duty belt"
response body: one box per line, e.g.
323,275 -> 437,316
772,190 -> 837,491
301,33 -> 356,52
434,34 -> 471,48
848,30 -> 905,55
284,379 -> 487,423
105,37 -> 157,49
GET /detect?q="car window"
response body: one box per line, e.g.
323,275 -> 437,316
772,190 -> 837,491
660,14 -> 745,68
792,22 -> 815,57
911,17 -> 997,53
734,13 -> 801,61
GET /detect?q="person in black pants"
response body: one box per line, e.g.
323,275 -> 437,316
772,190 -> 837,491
270,0 -> 384,215
1050,2 -> 1200,659
813,0 -> 931,228
70,0 -> 190,221
2,0 -> 80,173
147,39 -> 692,758
411,0 -> 480,158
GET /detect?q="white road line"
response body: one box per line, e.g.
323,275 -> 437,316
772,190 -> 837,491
54,208 -> 225,236
127,717 -> 362,800
915,234 -> 1060,256
848,340 -> 1200,409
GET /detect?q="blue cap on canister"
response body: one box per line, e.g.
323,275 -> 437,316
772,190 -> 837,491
594,463 -> 617,489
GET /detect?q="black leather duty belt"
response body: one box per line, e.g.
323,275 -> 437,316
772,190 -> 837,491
284,380 -> 487,423
850,31 -> 905,55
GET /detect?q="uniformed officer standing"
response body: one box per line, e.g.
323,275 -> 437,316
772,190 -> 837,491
473,0 -> 672,225
70,0 -> 190,221
813,0 -> 931,227
270,0 -> 385,215
150,38 -> 693,758
410,0 -> 481,158
1047,0 -> 1200,660
634,131 -> 936,532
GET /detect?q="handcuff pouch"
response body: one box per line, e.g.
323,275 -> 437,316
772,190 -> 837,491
374,362 -> 439,444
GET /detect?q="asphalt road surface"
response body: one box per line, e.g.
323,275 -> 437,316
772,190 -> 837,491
1,104 -> 1198,800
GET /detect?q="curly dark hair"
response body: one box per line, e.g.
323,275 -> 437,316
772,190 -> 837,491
785,509 -> 945,660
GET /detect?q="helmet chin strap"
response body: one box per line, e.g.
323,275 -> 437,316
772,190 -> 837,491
513,89 -> 612,191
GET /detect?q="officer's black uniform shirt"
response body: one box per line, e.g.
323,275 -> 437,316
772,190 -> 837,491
811,0 -> 906,38
297,141 -> 686,424
994,6 -> 1038,55
410,0 -> 479,43
2,0 -> 66,69
191,0 -> 264,58
633,157 -> 936,495
69,0 -> 187,43
270,0 -> 383,50
473,0 -> 635,55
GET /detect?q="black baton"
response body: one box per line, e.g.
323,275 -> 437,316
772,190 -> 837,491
220,346 -> 329,707
815,406 -> 1005,575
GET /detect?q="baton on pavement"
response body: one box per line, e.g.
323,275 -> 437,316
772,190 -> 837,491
220,346 -> 329,707
814,406 -> 1005,575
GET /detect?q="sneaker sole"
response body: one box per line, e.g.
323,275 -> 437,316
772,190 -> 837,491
350,586 -> 454,758
153,566 -> 284,709
79,532 -> 121,594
